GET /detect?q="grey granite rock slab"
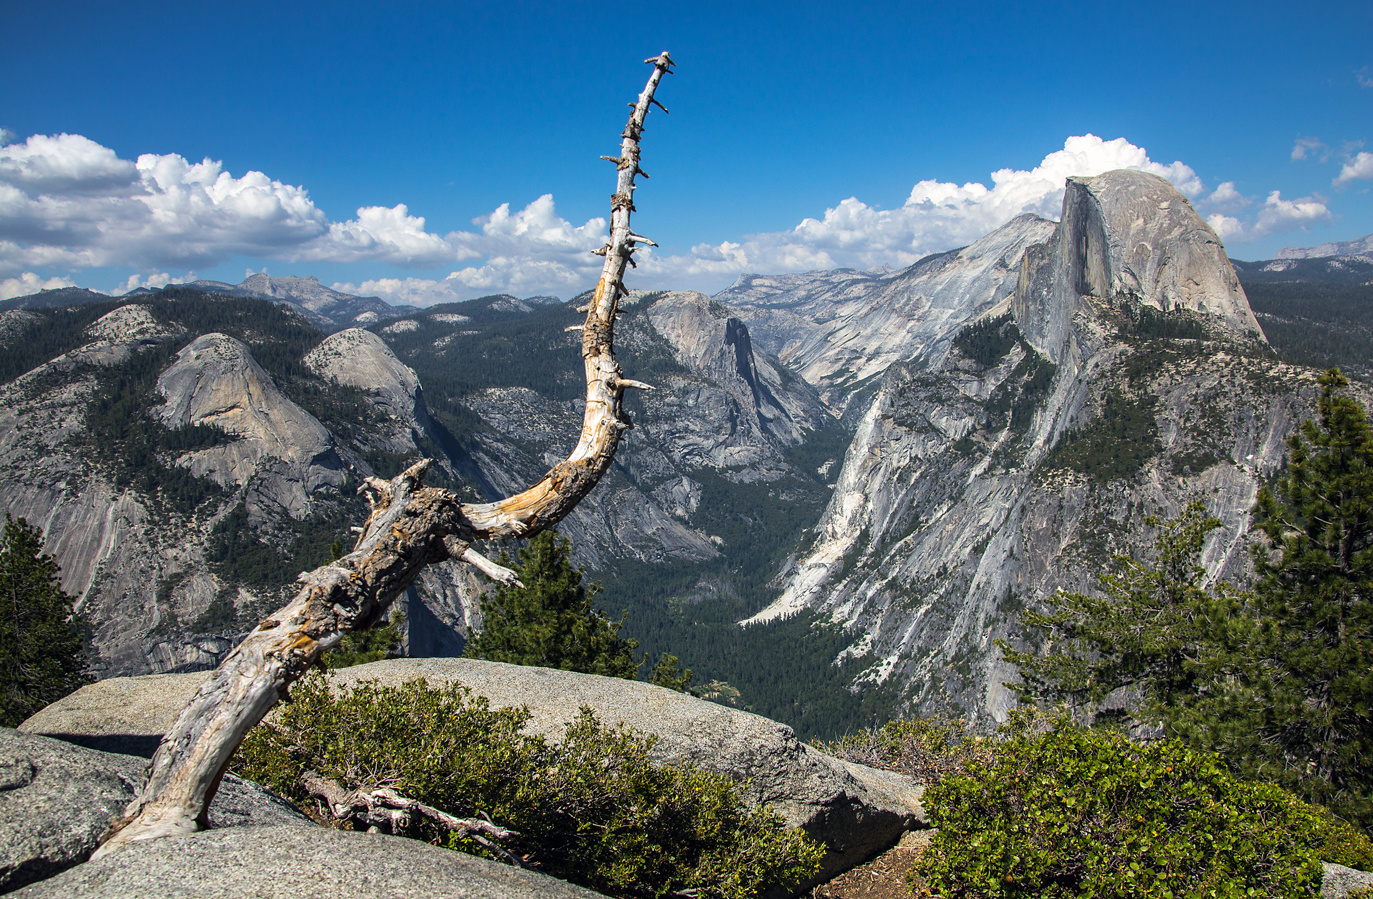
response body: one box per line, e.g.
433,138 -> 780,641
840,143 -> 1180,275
1324,862 -> 1373,898
12,825 -> 608,898
0,729 -> 310,892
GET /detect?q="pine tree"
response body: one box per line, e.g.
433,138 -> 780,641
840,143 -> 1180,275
1247,369 -> 1373,825
998,501 -> 1246,726
647,652 -> 694,692
0,514 -> 93,726
465,530 -> 640,679
324,612 -> 405,669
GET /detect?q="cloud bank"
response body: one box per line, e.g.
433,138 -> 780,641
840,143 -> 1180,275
0,131 -> 1338,304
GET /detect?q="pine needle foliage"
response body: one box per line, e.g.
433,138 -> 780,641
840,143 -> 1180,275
1002,370 -> 1373,830
997,501 -> 1248,726
465,530 -> 641,679
0,515 -> 93,726
1245,368 -> 1373,825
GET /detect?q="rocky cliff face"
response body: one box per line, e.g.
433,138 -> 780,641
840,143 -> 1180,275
1013,170 -> 1263,363
749,170 -> 1341,721
0,285 -> 831,680
1,171 -> 1359,732
716,214 -> 1057,412
177,274 -> 418,332
304,328 -> 431,455
156,333 -> 342,503
1275,231 -> 1373,260
0,294 -> 482,675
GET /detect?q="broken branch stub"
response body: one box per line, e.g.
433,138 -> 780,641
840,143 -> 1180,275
95,51 -> 674,857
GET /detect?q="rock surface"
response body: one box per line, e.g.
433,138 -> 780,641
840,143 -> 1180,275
749,170 -> 1353,721
23,658 -> 928,885
1323,862 -> 1373,898
0,729 -> 310,893
304,328 -> 431,455
1276,231 -> 1373,260
717,213 -> 1056,411
155,332 -> 343,503
178,273 -> 418,332
1,170 -> 1362,728
12,825 -> 609,899
1013,169 -> 1262,363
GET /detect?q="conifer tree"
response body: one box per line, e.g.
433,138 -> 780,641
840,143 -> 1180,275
0,514 -> 93,726
1246,369 -> 1372,824
465,530 -> 640,679
998,501 -> 1244,725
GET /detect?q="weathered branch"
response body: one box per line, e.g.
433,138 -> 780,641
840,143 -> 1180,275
299,770 -> 518,846
95,51 -> 674,857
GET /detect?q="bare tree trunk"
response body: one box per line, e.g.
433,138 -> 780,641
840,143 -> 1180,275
96,51 -> 674,857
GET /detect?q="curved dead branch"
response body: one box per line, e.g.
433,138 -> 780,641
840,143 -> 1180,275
96,51 -> 674,857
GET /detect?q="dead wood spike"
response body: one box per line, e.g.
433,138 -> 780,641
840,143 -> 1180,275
95,51 -> 674,857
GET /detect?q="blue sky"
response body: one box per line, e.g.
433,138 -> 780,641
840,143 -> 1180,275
2,0 -> 1370,303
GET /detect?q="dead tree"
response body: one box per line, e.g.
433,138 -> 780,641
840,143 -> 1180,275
96,51 -> 675,857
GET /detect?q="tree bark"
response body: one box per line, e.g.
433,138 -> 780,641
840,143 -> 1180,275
298,770 -> 520,862
95,51 -> 674,857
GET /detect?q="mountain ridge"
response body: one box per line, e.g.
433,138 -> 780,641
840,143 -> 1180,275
3,171 -> 1371,734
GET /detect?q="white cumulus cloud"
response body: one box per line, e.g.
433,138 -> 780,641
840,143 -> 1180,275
1334,151 -> 1373,188
114,271 -> 191,295
0,130 -> 1356,300
446,256 -> 595,296
1205,190 -> 1331,244
1206,214 -> 1246,242
1202,181 -> 1250,214
334,277 -> 466,307
1254,190 -> 1332,236
452,194 -> 606,264
0,271 -> 77,300
1291,136 -> 1330,162
0,134 -> 332,272
635,135 -> 1205,289
302,204 -> 456,265
0,133 -> 615,295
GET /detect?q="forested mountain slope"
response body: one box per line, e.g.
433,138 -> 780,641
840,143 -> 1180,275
3,170 -> 1369,737
748,171 -> 1363,723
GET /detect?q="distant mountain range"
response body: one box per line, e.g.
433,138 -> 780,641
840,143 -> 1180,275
1,274 -> 420,334
3,189 -> 1372,736
1275,231 -> 1373,260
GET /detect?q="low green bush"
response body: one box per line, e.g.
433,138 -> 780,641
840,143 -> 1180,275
915,720 -> 1327,899
231,673 -> 821,899
1312,806 -> 1373,871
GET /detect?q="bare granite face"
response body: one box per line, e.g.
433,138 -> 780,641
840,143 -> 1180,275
155,332 -> 343,502
304,328 -> 430,455
12,825 -> 610,899
717,213 -> 1057,413
0,169 -> 1360,728
1014,169 -> 1262,363
748,170 -> 1357,722
0,729 -> 310,893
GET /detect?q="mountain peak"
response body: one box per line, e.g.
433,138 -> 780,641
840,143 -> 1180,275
1014,169 -> 1262,361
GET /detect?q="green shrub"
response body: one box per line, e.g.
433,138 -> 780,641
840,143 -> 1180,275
915,721 -> 1326,899
232,674 -> 821,899
1313,807 -> 1373,870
